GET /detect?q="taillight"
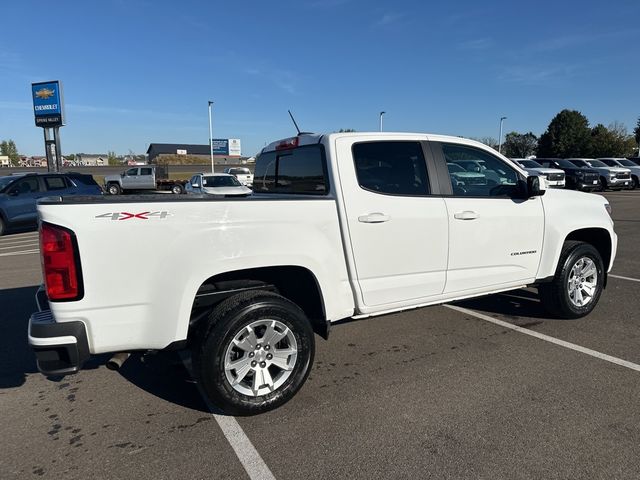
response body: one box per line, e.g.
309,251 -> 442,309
40,222 -> 83,301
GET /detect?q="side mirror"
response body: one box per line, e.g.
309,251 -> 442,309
8,188 -> 19,196
527,175 -> 546,197
191,183 -> 199,189
121,172 -> 125,177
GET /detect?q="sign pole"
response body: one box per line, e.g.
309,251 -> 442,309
208,100 -> 214,173
53,127 -> 62,172
43,128 -> 53,172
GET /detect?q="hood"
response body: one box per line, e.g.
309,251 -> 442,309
526,167 -> 564,175
202,186 -> 252,195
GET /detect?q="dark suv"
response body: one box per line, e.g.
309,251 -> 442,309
0,172 -> 102,235
536,158 -> 600,191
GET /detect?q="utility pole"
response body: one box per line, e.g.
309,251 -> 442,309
498,116 -> 507,154
208,101 -> 214,173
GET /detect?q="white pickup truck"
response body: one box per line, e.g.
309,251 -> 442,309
28,132 -> 617,415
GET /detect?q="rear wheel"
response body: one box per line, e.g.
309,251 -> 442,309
107,183 -> 121,195
193,290 -> 314,416
539,241 -> 604,319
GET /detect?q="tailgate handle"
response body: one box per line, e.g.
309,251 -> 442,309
454,211 -> 479,220
358,213 -> 391,223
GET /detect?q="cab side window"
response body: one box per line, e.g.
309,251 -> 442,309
442,144 -> 519,197
140,168 -> 153,176
125,168 -> 138,176
352,141 -> 429,195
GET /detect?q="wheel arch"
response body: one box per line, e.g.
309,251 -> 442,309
188,265 -> 329,342
564,227 -> 612,274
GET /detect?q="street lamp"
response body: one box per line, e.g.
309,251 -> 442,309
208,101 -> 214,173
379,111 -> 386,132
498,116 -> 507,154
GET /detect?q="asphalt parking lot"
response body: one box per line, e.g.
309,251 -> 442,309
1,191 -> 639,479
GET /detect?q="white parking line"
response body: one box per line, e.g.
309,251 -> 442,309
0,231 -> 38,240
446,304 -> 640,372
0,242 -> 38,250
180,355 -> 276,480
0,249 -> 39,257
609,274 -> 640,283
0,238 -> 40,246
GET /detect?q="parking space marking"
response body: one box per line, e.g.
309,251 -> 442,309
446,304 -> 640,372
0,242 -> 38,250
609,274 -> 640,283
0,249 -> 39,257
0,237 -> 39,245
180,355 -> 276,480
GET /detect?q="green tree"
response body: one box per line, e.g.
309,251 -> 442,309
0,139 -> 20,165
590,122 -> 637,157
502,131 -> 538,158
107,150 -> 119,166
537,109 -> 591,158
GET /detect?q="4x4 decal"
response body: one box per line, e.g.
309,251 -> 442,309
95,211 -> 171,221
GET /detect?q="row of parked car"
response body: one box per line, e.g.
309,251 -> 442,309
512,157 -> 640,191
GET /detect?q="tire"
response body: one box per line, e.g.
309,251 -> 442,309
538,241 -> 604,319
599,177 -> 608,191
632,176 -> 639,190
0,216 -> 5,236
193,290 -> 315,416
171,184 -> 184,195
107,183 -> 121,195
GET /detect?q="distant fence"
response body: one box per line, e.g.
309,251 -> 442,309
1,164 -> 254,177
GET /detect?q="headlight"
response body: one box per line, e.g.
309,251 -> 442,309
605,203 -> 612,216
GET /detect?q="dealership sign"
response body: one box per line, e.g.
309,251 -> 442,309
32,81 -> 64,127
212,138 -> 242,156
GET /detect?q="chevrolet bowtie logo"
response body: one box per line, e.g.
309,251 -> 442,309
35,88 -> 55,99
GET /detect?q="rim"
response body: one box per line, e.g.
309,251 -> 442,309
109,185 -> 118,194
224,319 -> 298,397
172,186 -> 182,194
567,256 -> 598,308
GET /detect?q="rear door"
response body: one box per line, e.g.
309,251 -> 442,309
433,142 -> 544,294
4,176 -> 44,224
139,167 -> 155,189
336,137 -> 449,308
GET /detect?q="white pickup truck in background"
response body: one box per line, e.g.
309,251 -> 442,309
28,132 -> 617,415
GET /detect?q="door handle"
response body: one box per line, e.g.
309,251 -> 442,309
358,212 -> 391,223
454,211 -> 479,220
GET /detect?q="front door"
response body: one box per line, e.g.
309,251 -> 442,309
336,137 -> 449,308
434,142 -> 544,294
121,168 -> 140,189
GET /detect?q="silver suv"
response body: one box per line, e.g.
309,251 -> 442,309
598,158 -> 639,189
567,158 -> 631,191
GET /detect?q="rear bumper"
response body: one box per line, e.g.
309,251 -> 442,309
28,288 -> 90,375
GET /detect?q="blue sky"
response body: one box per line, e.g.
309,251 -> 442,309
1,0 -> 638,156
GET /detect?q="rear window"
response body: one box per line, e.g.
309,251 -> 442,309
66,174 -> 100,187
45,176 -> 68,190
253,145 -> 328,195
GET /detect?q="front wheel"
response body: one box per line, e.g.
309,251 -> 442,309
107,183 -> 122,195
193,291 -> 315,415
599,177 -> 608,191
539,241 -> 604,319
171,184 -> 184,194
0,216 -> 5,236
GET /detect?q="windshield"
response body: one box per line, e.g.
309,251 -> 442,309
203,175 -> 241,187
618,160 -> 636,167
0,176 -> 15,190
519,160 -> 542,168
555,159 -> 575,168
569,160 -> 589,168
447,163 -> 465,173
587,160 -> 608,168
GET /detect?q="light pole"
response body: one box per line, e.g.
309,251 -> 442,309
498,116 -> 507,154
208,101 -> 214,173
379,111 -> 386,132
